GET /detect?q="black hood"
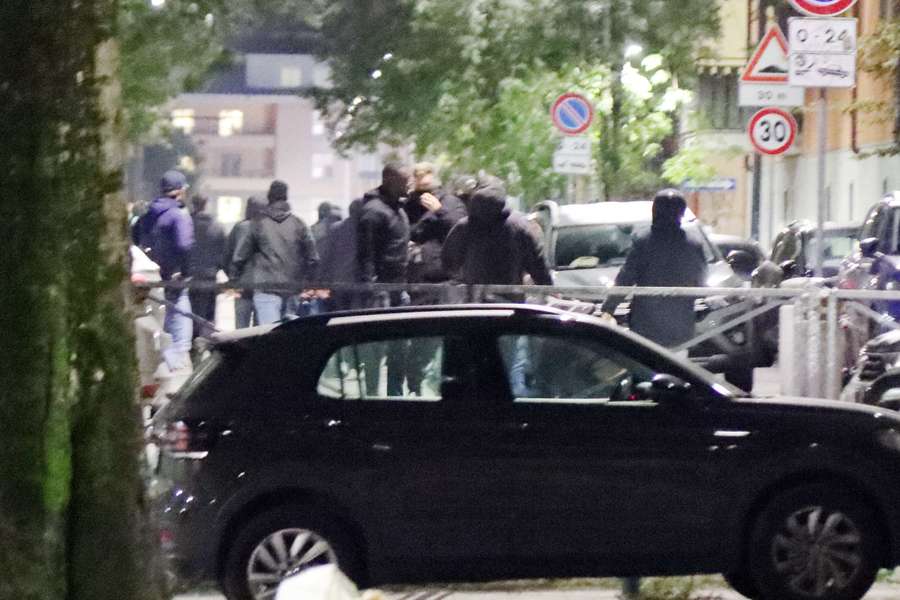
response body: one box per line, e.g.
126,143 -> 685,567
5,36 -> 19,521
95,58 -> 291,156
263,200 -> 292,223
468,184 -> 510,226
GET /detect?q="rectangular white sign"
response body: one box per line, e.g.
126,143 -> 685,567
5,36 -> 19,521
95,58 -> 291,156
556,135 -> 592,156
553,153 -> 592,175
739,82 -> 806,107
789,52 -> 856,88
789,17 -> 857,55
788,17 -> 857,88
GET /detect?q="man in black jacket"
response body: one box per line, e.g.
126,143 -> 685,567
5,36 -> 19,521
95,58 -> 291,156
225,196 -> 265,328
442,176 -> 552,296
232,180 -> 319,325
600,189 -> 707,348
187,195 -> 226,337
405,162 -> 467,295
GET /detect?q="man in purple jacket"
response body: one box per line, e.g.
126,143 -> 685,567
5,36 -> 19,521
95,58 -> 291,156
136,170 -> 195,371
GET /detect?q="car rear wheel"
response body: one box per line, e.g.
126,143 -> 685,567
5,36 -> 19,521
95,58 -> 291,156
222,504 -> 363,600
748,484 -> 882,600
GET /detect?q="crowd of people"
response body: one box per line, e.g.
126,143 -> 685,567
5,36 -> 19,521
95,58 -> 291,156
132,162 -> 556,369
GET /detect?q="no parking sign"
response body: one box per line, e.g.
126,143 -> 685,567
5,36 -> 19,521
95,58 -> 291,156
550,93 -> 594,136
789,0 -> 858,16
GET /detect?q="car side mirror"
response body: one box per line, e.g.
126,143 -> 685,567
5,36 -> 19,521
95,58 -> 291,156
860,237 -> 880,258
726,250 -> 757,277
636,374 -> 692,404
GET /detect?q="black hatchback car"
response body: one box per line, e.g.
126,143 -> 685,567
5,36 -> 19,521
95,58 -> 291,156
154,304 -> 900,600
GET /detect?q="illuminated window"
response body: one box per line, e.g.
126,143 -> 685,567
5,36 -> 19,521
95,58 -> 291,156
171,109 -> 195,134
312,153 -> 334,179
280,66 -> 302,87
218,110 -> 243,137
312,111 -> 326,136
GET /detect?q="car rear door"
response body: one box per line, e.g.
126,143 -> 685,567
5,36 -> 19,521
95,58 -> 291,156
316,320 -> 517,572
486,321 -> 726,570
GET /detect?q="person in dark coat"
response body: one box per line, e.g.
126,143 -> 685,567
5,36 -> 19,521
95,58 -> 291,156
442,176 -> 552,297
357,164 -> 411,294
232,180 -> 319,325
135,170 -> 194,371
311,201 -> 342,246
600,189 -> 708,348
317,199 -> 364,311
226,196 -> 265,328
357,164 -> 411,397
187,195 -> 226,338
405,162 -> 468,294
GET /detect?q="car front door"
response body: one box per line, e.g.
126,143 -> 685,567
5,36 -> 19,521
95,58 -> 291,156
488,324 -> 726,570
315,324 -> 516,574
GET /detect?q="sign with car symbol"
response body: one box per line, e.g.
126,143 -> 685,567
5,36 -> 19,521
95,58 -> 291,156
748,107 -> 798,156
789,17 -> 857,88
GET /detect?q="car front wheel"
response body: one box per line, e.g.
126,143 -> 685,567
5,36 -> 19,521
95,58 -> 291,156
748,484 -> 882,600
222,504 -> 363,600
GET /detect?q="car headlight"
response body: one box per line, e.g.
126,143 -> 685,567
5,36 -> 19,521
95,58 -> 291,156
876,428 -> 900,453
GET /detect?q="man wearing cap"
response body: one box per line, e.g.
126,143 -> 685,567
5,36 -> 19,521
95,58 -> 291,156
600,188 -> 708,348
135,169 -> 195,371
232,180 -> 319,325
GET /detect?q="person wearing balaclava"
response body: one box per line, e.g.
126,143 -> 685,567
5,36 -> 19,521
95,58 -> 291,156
600,189 -> 707,348
232,180 -> 319,325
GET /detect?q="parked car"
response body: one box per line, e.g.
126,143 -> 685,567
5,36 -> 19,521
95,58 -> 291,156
707,233 -> 765,281
529,200 -> 763,390
754,220 -> 859,288
155,304 -> 900,600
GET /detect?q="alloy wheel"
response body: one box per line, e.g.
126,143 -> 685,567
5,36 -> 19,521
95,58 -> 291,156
246,528 -> 338,600
770,505 -> 864,598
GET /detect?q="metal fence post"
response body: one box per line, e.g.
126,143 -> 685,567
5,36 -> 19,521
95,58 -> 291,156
826,291 -> 840,400
806,292 -> 823,398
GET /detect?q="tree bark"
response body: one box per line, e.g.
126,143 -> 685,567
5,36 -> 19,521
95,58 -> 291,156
0,2 -> 159,599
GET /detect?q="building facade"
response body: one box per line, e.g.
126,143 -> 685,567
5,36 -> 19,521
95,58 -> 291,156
686,0 -> 899,246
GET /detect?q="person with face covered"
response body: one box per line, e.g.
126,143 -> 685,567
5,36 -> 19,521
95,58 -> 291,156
442,175 -> 552,299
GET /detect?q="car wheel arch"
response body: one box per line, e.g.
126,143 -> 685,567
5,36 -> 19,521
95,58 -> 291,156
215,487 -> 368,583
733,471 -> 891,571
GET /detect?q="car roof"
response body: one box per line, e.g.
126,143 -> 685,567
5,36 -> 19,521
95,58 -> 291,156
534,201 -> 698,228
707,233 -> 759,246
782,219 -> 860,234
208,304 -> 575,345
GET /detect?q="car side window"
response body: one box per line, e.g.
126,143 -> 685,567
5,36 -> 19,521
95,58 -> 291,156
497,334 -> 656,405
860,204 -> 887,248
317,336 -> 445,402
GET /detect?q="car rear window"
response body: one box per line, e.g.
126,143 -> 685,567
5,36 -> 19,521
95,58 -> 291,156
555,223 -> 717,269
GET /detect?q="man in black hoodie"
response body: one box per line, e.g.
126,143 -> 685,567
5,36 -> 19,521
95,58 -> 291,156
188,195 -> 226,337
232,180 -> 319,325
600,189 -> 707,348
442,176 -> 552,295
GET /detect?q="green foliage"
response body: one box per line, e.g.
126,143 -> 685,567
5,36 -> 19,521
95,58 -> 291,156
662,146 -> 719,188
855,17 -> 900,154
308,0 -> 717,204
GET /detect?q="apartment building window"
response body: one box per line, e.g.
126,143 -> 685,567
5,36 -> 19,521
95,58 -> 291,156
280,66 -> 302,87
312,153 -> 334,179
218,110 -> 244,137
221,153 -> 242,177
171,108 -> 195,134
697,73 -> 751,130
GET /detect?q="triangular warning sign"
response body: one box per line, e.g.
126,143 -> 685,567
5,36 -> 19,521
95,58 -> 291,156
742,25 -> 790,83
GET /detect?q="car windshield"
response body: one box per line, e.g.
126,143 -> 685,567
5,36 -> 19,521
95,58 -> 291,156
804,230 -> 858,263
555,223 -> 717,269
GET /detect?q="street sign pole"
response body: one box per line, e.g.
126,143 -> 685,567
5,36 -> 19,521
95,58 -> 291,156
816,88 -> 828,277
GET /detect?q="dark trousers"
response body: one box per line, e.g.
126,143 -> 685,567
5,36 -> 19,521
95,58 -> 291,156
189,282 -> 217,338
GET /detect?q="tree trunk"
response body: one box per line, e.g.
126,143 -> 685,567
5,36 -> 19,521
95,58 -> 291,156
0,3 -> 159,600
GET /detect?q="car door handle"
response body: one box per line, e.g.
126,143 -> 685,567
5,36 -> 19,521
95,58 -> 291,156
371,442 -> 392,452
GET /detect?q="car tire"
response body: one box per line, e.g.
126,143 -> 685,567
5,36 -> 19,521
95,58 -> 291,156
723,569 -> 759,598
747,484 -> 882,600
221,504 -> 364,600
725,368 -> 754,393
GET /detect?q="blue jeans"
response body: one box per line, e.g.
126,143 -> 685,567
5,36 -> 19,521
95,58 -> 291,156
163,287 -> 193,371
254,292 -> 285,325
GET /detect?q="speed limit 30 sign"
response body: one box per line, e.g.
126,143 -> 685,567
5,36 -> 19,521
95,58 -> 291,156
748,107 -> 798,156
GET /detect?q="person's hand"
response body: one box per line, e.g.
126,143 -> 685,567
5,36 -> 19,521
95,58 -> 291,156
420,192 -> 442,213
598,312 -> 618,326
